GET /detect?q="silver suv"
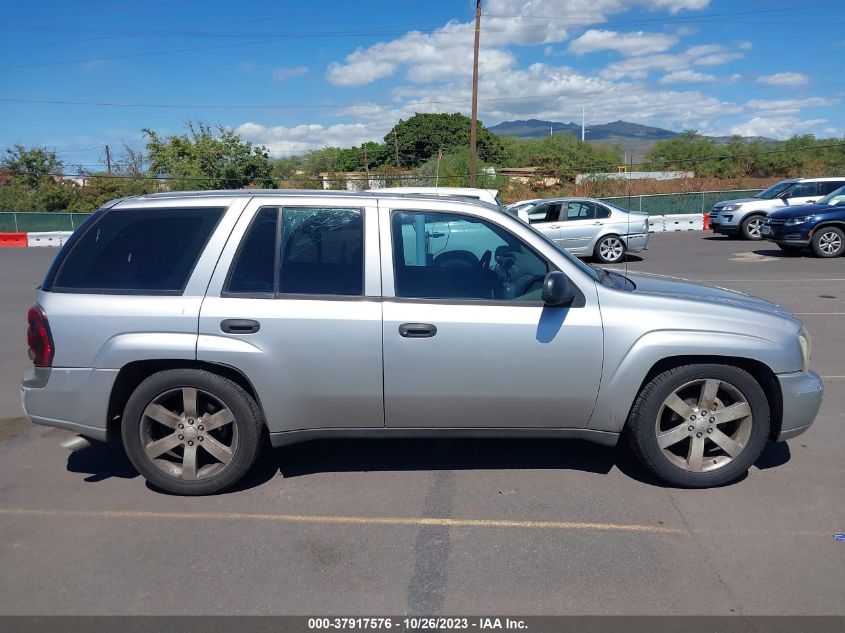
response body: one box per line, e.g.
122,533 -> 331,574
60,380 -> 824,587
710,177 -> 845,240
22,191 -> 822,494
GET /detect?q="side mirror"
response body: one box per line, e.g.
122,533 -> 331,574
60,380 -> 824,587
541,271 -> 574,306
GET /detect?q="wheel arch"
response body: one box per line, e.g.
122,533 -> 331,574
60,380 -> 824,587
106,359 -> 265,442
629,355 -> 783,441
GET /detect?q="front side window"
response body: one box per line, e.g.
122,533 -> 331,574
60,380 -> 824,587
392,210 -> 549,302
785,182 -> 818,198
279,207 -> 364,296
51,207 -> 224,293
528,202 -> 561,224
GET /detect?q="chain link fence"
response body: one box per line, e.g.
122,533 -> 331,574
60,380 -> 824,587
597,189 -> 762,215
0,189 -> 763,232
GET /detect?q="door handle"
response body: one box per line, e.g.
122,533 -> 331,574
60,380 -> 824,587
549,224 -> 561,229
399,323 -> 437,338
220,319 -> 260,334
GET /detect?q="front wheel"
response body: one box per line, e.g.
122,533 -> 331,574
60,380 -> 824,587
740,215 -> 766,240
122,369 -> 264,495
627,364 -> 770,488
594,235 -> 626,264
811,226 -> 844,258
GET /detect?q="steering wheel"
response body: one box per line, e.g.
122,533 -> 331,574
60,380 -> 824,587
478,249 -> 492,273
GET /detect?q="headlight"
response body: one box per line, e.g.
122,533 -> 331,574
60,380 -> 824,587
798,326 -> 812,372
785,215 -> 814,226
721,204 -> 740,211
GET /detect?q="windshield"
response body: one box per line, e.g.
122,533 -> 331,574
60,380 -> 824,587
817,184 -> 845,206
754,181 -> 795,200
515,218 -> 601,283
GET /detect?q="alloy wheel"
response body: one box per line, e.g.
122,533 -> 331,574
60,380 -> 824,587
818,230 -> 843,255
654,378 -> 753,473
140,387 -> 239,481
746,217 -> 764,238
599,237 -> 625,262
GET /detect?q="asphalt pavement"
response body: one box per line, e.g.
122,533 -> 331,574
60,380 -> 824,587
0,232 -> 842,615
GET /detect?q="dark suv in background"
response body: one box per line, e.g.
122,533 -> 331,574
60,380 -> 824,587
763,185 -> 845,257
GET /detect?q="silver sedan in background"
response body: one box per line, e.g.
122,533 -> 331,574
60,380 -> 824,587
506,197 -> 650,264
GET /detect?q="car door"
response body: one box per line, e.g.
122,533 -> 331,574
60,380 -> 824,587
558,200 -> 600,253
197,198 -> 384,436
526,201 -> 563,242
784,182 -> 821,206
379,203 -> 603,429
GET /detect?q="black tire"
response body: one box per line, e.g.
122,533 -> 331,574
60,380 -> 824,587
627,364 -> 770,488
740,214 -> 766,240
122,369 -> 263,495
594,235 -> 626,264
776,243 -> 804,255
811,226 -> 844,258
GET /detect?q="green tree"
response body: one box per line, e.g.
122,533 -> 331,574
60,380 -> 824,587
2,145 -> 63,188
144,122 -> 273,190
416,148 -> 501,188
385,113 -> 505,168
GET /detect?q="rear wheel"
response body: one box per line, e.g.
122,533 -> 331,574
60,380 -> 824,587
627,364 -> 769,488
594,235 -> 626,264
740,215 -> 765,240
811,226 -> 844,258
122,369 -> 263,495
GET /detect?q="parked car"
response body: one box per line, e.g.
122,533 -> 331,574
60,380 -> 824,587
762,184 -> 845,257
367,186 -> 501,206
710,177 -> 845,240
505,197 -> 649,264
22,190 -> 821,494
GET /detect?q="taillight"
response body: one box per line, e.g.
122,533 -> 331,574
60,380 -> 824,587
27,305 -> 54,367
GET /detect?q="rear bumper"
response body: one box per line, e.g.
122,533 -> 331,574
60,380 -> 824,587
775,370 -> 824,441
622,232 -> 649,253
21,367 -> 118,441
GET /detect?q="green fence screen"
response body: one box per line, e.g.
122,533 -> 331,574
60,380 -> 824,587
598,190 -> 762,215
0,212 -> 93,233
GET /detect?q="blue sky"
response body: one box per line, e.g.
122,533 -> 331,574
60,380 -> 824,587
1,0 -> 843,171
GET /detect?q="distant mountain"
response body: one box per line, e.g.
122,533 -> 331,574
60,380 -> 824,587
487,119 -> 774,162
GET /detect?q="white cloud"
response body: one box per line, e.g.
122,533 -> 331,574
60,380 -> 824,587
325,1 -> 713,87
600,43 -> 744,80
729,117 -> 827,139
240,62 -> 256,74
660,70 -> 717,84
568,29 -> 678,56
272,66 -> 309,81
236,121 -> 388,156
738,41 -> 753,50
746,97 -> 838,115
757,72 -> 808,86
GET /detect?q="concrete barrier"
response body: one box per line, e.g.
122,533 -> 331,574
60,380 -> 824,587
663,213 -> 704,232
26,231 -> 73,247
0,232 -> 28,247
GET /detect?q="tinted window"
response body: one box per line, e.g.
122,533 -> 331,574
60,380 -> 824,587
819,181 -> 845,196
566,202 -> 595,220
392,211 -> 548,301
594,203 -> 611,219
226,207 -> 278,294
528,203 -> 561,224
786,182 -> 818,198
52,207 -> 223,293
279,208 -> 363,296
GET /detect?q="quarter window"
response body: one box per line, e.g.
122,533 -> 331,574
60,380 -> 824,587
51,207 -> 224,293
392,211 -> 549,302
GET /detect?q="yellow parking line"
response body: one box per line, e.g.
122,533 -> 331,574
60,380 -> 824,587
0,507 -> 681,534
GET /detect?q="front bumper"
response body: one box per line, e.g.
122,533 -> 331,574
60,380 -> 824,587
761,223 -> 811,245
775,370 -> 824,441
622,232 -> 649,253
21,367 -> 118,441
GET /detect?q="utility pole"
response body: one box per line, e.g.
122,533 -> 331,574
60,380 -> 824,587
363,148 -> 370,189
581,105 -> 585,142
393,129 -> 401,168
469,0 -> 481,187
105,144 -> 112,174
435,149 -> 443,187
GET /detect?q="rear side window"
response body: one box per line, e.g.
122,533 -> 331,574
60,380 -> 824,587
226,207 -> 278,294
50,207 -> 223,294
819,181 -> 845,195
279,208 -> 364,296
